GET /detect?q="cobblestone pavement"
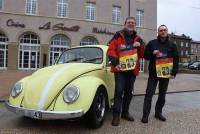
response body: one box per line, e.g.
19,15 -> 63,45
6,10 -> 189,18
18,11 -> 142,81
0,91 -> 200,134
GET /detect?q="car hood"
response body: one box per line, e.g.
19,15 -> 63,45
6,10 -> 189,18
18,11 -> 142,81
22,63 -> 102,110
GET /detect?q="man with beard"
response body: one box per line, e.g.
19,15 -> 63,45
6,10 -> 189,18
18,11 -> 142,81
107,17 -> 144,126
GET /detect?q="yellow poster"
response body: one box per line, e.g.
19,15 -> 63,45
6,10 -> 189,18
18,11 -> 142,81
119,49 -> 138,71
156,58 -> 173,78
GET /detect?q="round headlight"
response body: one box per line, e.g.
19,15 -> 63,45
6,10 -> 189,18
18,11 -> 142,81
11,82 -> 23,97
63,85 -> 80,103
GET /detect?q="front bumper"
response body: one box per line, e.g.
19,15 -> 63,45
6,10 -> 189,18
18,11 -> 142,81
5,102 -> 84,120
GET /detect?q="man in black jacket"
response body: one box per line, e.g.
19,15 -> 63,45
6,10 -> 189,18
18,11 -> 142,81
141,25 -> 179,123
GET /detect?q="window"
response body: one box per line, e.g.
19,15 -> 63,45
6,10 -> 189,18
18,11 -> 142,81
49,34 -> 70,65
191,49 -> 194,54
112,6 -> 121,24
0,0 -> 3,10
136,10 -> 144,27
0,32 -> 8,69
80,36 -> 99,46
181,42 -> 184,47
26,0 -> 37,15
185,50 -> 188,55
181,50 -> 184,56
57,0 -> 68,17
86,2 -> 96,21
186,42 -> 188,47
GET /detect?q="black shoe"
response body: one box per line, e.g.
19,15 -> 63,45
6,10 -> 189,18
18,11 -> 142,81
155,114 -> 166,121
121,113 -> 134,121
141,116 -> 148,123
111,116 -> 120,126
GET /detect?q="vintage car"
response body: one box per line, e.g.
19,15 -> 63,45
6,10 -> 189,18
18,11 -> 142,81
5,45 -> 115,128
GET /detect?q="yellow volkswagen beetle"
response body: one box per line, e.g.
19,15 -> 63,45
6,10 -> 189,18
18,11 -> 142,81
5,45 -> 115,128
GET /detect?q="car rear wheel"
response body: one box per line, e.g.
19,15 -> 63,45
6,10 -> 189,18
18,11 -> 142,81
85,89 -> 106,128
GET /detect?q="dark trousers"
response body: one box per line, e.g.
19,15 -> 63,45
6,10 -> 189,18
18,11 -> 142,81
113,72 -> 136,117
142,76 -> 169,117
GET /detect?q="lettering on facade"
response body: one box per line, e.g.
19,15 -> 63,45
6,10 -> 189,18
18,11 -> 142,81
39,22 -> 80,32
6,19 -> 25,28
39,22 -> 51,30
92,27 -> 114,35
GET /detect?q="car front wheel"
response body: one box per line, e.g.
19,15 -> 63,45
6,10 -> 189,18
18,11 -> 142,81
85,89 -> 106,128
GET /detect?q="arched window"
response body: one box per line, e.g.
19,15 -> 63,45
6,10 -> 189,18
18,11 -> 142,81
80,36 -> 99,46
49,34 -> 70,65
19,32 -> 40,70
0,32 -> 8,69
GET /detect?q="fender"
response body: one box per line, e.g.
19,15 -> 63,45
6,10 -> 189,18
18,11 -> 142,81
53,76 -> 108,114
8,76 -> 31,107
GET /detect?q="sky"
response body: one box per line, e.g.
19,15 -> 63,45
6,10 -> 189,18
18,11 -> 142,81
157,0 -> 200,41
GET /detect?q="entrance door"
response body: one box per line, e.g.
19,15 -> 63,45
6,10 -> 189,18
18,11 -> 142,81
23,51 -> 30,68
22,50 -> 38,69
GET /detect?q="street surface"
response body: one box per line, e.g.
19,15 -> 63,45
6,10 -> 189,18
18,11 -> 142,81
1,91 -> 200,134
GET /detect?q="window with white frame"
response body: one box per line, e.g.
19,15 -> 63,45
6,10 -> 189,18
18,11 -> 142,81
136,10 -> 144,27
0,32 -> 8,69
0,0 -> 3,10
80,36 -> 99,46
26,0 -> 37,15
86,2 -> 96,21
57,0 -> 68,17
19,33 -> 40,70
49,34 -> 70,65
112,6 -> 121,24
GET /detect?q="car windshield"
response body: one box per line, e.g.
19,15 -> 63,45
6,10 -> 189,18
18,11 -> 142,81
57,47 -> 103,64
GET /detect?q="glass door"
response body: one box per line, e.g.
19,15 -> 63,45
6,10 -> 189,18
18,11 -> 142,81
23,51 -> 30,68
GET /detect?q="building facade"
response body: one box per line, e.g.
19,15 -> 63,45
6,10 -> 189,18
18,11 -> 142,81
0,0 -> 157,71
190,41 -> 200,61
169,33 -> 192,62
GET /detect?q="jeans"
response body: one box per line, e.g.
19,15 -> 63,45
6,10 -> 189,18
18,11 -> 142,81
113,71 -> 136,117
142,76 -> 169,117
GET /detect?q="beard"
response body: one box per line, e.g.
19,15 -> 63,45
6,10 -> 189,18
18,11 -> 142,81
125,27 -> 135,31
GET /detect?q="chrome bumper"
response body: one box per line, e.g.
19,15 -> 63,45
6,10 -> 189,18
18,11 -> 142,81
5,102 -> 84,120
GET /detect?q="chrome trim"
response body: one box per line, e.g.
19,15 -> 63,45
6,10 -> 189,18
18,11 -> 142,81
5,102 -> 84,120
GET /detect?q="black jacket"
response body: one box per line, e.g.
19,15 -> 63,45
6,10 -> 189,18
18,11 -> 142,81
144,36 -> 179,77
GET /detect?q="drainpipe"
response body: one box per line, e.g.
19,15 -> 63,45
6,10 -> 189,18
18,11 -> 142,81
128,0 -> 131,17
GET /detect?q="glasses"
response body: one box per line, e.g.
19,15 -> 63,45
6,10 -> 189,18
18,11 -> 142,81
159,29 -> 167,32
